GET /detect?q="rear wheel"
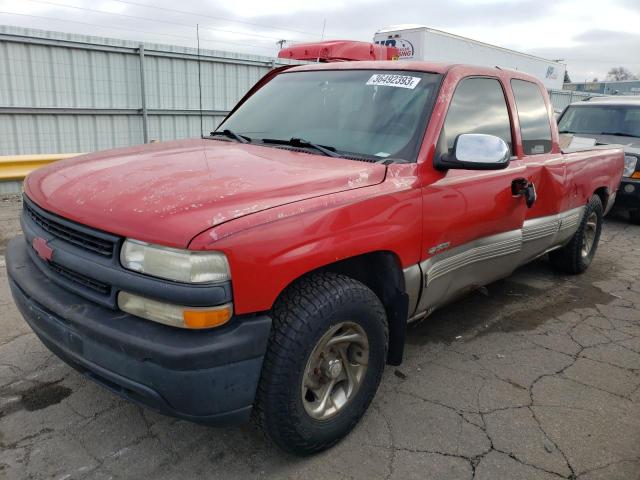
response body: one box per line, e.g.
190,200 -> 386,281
254,272 -> 388,455
549,195 -> 603,274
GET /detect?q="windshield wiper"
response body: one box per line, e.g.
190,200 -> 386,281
558,130 -> 575,134
209,129 -> 251,143
600,131 -> 640,138
261,137 -> 340,158
375,157 -> 409,165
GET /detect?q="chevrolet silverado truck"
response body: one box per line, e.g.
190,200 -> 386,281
558,96 -> 640,223
6,62 -> 624,455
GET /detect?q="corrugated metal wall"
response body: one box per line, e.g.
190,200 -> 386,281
0,25 -> 606,158
0,25 -> 300,155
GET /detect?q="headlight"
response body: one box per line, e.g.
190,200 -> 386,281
118,291 -> 233,329
624,155 -> 638,178
120,239 -> 230,283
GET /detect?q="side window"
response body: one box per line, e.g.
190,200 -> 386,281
438,77 -> 512,158
511,79 -> 552,155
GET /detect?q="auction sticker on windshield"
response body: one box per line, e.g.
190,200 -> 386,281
366,74 -> 421,89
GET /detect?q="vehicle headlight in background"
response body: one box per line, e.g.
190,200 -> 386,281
120,239 -> 230,283
118,291 -> 233,329
624,155 -> 638,178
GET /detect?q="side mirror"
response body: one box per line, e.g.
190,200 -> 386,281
435,134 -> 510,171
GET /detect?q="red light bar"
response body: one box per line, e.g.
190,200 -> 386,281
278,40 -> 399,62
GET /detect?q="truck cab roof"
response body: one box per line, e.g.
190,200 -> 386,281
286,61 -> 546,87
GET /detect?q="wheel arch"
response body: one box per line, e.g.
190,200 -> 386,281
274,250 -> 409,366
593,186 -> 609,211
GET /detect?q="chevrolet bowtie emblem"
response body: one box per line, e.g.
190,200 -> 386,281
32,237 -> 53,262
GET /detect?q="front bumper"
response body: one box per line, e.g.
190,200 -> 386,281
6,237 -> 271,425
616,179 -> 640,210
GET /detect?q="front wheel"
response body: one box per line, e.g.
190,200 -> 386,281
629,209 -> 640,225
254,272 -> 388,455
549,195 -> 603,274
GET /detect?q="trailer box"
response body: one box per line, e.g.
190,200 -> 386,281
373,24 -> 566,90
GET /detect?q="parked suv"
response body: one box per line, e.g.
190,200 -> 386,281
7,62 -> 624,454
558,96 -> 640,222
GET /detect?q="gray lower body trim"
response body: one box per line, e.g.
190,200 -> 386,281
415,229 -> 523,318
426,235 -> 522,287
402,264 -> 422,318
519,206 -> 584,263
604,192 -> 617,216
408,206 -> 585,323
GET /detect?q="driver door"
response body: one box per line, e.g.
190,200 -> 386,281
416,76 -> 532,315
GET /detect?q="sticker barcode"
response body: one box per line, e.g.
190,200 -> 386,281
366,74 -> 421,89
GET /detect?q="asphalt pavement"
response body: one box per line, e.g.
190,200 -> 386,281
1,194 -> 639,479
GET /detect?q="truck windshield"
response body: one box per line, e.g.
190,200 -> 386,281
558,105 -> 640,138
217,70 -> 442,161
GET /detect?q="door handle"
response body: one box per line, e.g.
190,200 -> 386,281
512,178 -> 537,208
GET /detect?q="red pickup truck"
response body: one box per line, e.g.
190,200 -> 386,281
7,62 -> 623,455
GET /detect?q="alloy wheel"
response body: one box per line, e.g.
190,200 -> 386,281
581,211 -> 598,258
301,322 -> 370,420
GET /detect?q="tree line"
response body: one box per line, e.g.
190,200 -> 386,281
565,67 -> 639,84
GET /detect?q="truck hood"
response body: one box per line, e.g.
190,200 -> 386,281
25,138 -> 386,248
573,133 -> 640,155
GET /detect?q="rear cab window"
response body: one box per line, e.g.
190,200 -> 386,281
511,79 -> 553,155
436,77 -> 513,159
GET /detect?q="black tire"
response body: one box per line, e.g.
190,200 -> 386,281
629,209 -> 640,225
254,272 -> 388,455
549,195 -> 603,274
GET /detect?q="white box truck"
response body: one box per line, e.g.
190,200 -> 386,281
374,24 -> 566,90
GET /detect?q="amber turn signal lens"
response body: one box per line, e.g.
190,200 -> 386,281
631,171 -> 640,179
183,305 -> 233,329
118,291 -> 233,329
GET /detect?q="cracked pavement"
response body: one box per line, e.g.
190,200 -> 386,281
1,193 -> 640,479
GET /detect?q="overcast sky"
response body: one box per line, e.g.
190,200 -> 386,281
1,0 -> 639,82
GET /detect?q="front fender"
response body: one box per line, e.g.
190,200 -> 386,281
189,169 -> 422,315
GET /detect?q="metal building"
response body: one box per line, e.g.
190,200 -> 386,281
1,25 -> 600,164
0,25 -> 300,156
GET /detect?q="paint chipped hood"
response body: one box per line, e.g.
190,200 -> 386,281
24,138 -> 386,248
